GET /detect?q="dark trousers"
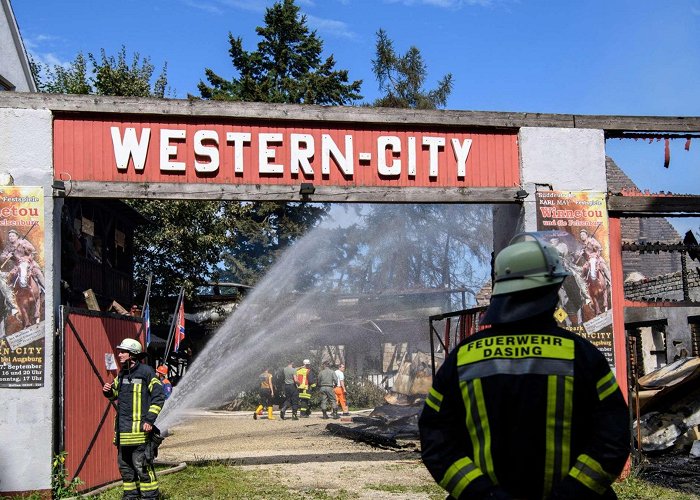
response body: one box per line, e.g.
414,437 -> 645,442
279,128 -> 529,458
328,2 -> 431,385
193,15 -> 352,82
117,444 -> 159,499
258,387 -> 273,409
280,383 -> 299,413
298,388 -> 312,415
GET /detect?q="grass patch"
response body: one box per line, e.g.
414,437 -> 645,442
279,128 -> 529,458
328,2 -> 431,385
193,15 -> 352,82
94,465 -> 294,500
366,482 -> 445,498
614,475 -> 700,500
86,462 -> 699,500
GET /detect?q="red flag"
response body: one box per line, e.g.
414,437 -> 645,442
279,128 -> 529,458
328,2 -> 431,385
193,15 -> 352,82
174,298 -> 185,353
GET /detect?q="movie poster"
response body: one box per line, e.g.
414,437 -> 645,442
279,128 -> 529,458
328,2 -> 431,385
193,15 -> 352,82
536,191 -> 615,367
0,187 -> 46,388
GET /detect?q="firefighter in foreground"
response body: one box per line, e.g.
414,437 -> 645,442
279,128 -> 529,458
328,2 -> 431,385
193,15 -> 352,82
419,232 -> 630,499
103,339 -> 165,500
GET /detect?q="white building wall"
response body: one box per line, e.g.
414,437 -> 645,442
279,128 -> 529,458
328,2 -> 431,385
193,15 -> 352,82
0,0 -> 35,92
0,107 -> 54,493
494,127 -> 607,253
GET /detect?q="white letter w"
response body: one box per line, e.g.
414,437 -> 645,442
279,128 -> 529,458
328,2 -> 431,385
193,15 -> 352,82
111,127 -> 151,171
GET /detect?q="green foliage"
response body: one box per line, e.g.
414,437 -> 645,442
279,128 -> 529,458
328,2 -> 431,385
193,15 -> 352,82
372,28 -> 453,109
307,205 -> 492,305
220,202 -> 329,285
52,451 -> 83,499
234,388 -> 261,411
198,0 -> 362,105
127,200 -> 329,303
367,482 -> 444,498
345,376 -> 386,409
90,47 -> 168,97
127,200 -> 230,301
613,475 -> 700,499
31,53 -> 91,94
33,46 -> 168,97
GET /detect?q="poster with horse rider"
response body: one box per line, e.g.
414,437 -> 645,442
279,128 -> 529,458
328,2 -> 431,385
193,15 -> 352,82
536,190 -> 615,368
0,186 -> 45,388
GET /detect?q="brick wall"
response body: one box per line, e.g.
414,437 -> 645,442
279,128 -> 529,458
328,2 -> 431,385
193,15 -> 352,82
606,157 -> 682,279
624,270 -> 700,302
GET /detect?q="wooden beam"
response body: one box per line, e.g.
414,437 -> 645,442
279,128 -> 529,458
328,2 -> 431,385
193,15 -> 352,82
4,93 -> 700,133
607,194 -> 700,215
0,93 -> 569,129
59,181 -> 522,204
578,115 -> 700,133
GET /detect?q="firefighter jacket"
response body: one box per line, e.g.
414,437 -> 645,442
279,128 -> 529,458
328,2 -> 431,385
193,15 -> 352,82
103,362 -> 165,446
295,366 -> 316,391
419,317 -> 630,499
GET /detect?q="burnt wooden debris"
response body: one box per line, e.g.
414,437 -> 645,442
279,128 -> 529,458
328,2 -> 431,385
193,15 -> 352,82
325,404 -> 422,450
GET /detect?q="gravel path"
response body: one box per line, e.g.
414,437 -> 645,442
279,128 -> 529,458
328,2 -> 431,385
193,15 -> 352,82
156,409 -> 438,499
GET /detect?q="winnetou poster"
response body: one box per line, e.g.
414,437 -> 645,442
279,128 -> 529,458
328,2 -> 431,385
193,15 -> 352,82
0,187 -> 45,388
536,191 -> 615,367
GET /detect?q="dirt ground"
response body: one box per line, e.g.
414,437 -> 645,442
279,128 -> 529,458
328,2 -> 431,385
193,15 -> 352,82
156,409 -> 700,498
156,409 -> 437,499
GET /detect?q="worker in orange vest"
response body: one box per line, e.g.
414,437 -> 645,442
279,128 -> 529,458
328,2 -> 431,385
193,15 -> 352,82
156,365 -> 172,400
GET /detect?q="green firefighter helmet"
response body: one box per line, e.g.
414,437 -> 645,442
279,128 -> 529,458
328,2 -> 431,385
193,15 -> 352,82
116,338 -> 143,355
491,232 -> 571,296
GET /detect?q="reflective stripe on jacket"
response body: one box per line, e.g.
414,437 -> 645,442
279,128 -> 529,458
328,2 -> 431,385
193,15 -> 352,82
419,318 -> 630,499
295,367 -> 316,390
104,362 -> 165,446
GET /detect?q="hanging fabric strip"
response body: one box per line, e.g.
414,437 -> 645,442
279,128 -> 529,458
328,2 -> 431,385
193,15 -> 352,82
664,138 -> 670,168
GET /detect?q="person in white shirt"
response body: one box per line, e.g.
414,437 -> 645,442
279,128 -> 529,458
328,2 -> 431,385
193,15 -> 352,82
333,363 -> 349,416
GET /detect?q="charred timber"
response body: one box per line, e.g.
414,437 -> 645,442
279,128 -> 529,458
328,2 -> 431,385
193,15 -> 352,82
621,241 -> 700,254
608,194 -> 700,215
326,422 -> 403,449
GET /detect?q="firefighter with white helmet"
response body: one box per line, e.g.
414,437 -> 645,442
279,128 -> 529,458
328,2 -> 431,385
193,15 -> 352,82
419,232 -> 630,499
116,338 -> 143,355
103,338 -> 165,499
295,359 -> 316,417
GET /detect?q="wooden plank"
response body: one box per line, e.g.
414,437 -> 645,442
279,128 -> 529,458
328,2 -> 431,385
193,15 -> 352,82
3,93 -> 700,132
62,181 -> 522,203
82,289 -> 100,311
578,115 -> 700,133
0,93 -> 570,129
607,195 -> 700,214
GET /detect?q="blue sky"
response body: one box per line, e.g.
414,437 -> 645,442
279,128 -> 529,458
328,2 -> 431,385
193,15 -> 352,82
12,0 -> 700,234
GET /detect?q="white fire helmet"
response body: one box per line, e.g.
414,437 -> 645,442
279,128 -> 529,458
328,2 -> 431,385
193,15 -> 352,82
117,338 -> 143,355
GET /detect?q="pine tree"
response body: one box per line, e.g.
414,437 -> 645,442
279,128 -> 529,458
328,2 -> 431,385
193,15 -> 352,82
372,29 -> 452,109
198,0 -> 362,105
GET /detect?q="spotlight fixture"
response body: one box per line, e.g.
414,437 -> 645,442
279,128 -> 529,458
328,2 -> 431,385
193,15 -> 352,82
52,180 -> 67,197
299,183 -> 315,197
514,189 -> 529,200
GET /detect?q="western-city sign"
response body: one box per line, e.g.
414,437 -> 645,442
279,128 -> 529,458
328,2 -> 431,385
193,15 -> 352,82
53,115 -> 520,201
